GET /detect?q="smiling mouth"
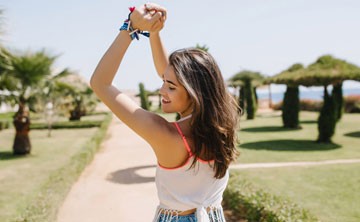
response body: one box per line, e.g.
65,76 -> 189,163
162,98 -> 171,104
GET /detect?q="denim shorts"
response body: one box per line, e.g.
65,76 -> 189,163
157,213 -> 196,222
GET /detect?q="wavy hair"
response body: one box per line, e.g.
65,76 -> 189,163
169,48 -> 239,179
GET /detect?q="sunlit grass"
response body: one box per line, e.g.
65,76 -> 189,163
0,113 -> 111,221
237,111 -> 360,163
231,163 -> 360,221
230,111 -> 360,221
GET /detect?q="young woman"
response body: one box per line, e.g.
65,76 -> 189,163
90,3 -> 239,222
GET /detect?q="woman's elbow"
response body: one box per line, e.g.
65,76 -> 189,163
89,74 -> 101,92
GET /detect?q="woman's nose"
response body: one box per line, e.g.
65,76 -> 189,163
159,83 -> 165,95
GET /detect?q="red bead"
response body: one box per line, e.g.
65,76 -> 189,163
129,7 -> 135,12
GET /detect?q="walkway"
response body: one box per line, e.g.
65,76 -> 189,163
57,114 -> 360,222
57,116 -> 158,222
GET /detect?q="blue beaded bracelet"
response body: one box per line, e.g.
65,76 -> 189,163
119,7 -> 150,40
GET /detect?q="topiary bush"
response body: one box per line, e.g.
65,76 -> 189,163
244,80 -> 257,120
239,87 -> 245,114
317,86 -> 338,143
138,82 -> 150,110
282,86 -> 300,128
332,83 -> 344,121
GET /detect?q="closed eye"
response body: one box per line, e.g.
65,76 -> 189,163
162,80 -> 176,91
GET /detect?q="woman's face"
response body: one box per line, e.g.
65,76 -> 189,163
160,66 -> 193,116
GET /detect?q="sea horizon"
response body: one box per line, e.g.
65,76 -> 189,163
257,87 -> 360,103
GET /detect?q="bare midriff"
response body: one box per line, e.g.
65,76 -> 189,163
178,208 -> 196,215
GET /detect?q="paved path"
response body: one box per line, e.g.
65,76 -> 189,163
57,114 -> 360,222
57,116 -> 158,222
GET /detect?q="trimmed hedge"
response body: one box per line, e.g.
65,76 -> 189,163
30,120 -> 102,129
223,173 -> 318,222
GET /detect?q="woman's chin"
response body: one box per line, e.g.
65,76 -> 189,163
161,108 -> 175,114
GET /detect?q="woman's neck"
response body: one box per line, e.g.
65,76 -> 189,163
177,114 -> 192,122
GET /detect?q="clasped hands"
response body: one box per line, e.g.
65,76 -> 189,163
130,3 -> 167,33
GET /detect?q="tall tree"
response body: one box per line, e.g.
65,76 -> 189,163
8,50 -> 69,154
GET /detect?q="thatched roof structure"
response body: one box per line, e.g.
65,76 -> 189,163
267,55 -> 360,87
228,70 -> 265,87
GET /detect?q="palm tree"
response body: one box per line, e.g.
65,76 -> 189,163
8,50 -> 70,154
195,44 -> 209,52
53,80 -> 96,121
0,10 -> 14,105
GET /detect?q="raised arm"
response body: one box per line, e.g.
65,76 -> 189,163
150,32 -> 169,78
142,3 -> 169,78
90,5 -> 169,149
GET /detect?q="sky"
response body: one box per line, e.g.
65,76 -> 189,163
1,0 -> 360,92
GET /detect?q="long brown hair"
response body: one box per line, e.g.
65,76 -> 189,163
169,48 -> 239,179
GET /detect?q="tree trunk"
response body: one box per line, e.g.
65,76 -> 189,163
69,107 -> 82,121
332,82 -> 344,121
13,104 -> 31,155
282,86 -> 300,128
238,87 -> 245,114
244,81 -> 256,119
317,85 -> 338,143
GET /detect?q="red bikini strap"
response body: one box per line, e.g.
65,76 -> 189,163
173,122 -> 193,155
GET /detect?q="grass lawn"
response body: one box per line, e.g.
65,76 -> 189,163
232,111 -> 360,221
237,111 -> 360,163
231,163 -> 360,222
0,113 -> 111,221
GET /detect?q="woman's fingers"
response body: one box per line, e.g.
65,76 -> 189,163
145,3 -> 167,20
150,11 -> 163,23
130,3 -> 166,32
151,20 -> 164,32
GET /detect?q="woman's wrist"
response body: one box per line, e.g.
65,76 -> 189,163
120,6 -> 150,41
150,31 -> 160,37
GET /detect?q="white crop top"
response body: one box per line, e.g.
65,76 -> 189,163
152,122 -> 228,222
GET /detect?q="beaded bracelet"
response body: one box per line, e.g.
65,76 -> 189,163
119,6 -> 150,40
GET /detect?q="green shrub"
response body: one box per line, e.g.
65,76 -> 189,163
139,82 -> 150,110
244,80 -> 257,119
238,87 -> 245,114
317,87 -> 338,143
0,120 -> 10,130
282,86 -> 300,128
223,173 -> 318,222
30,120 -> 102,129
332,83 -> 344,121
